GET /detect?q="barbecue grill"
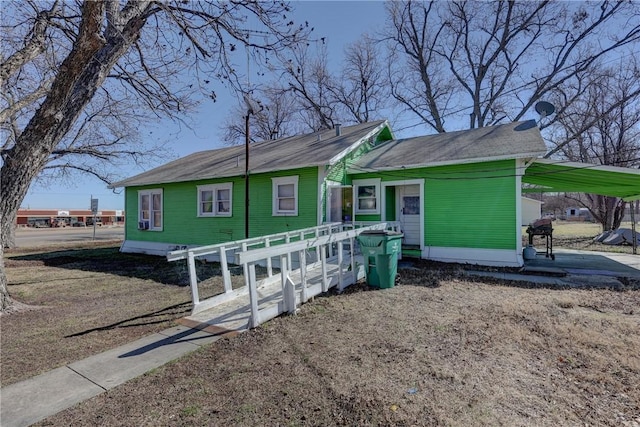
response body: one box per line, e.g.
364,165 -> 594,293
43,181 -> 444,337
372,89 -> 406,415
526,218 -> 554,260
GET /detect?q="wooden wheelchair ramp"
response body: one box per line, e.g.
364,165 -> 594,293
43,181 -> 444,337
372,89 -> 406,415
166,223 -> 400,332
179,254 -> 365,333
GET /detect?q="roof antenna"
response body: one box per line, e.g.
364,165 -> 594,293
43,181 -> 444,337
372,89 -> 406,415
535,101 -> 555,124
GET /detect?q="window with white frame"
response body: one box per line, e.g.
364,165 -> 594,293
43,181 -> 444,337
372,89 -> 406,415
354,178 -> 380,214
272,176 -> 299,216
138,189 -> 163,230
198,183 -> 233,217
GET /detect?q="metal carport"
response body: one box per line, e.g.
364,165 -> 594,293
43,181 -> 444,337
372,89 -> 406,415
522,159 -> 640,201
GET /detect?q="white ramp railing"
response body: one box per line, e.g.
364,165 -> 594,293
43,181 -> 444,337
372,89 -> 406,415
167,222 -> 400,319
167,223 -> 344,314
237,223 -> 395,328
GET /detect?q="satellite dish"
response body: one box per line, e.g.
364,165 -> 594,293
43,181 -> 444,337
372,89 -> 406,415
535,101 -> 555,118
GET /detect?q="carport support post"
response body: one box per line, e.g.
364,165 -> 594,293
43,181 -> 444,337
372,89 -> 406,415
631,205 -> 637,255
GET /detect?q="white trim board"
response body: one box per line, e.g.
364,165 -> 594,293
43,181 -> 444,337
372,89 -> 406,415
120,240 -> 189,257
423,246 -> 523,268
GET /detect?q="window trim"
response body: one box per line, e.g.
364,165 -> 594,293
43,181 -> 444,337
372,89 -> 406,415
354,178 -> 381,214
138,188 -> 163,231
272,176 -> 299,216
197,183 -> 233,217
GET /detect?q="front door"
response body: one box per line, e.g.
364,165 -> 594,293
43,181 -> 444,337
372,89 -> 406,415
398,185 -> 420,246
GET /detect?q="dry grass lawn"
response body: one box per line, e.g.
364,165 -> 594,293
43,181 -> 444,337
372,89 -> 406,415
2,230 -> 640,426
526,220 -> 638,254
2,243 -> 194,386
34,280 -> 640,426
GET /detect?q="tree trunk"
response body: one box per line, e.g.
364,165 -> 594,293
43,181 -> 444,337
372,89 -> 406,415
0,212 -> 11,311
2,208 -> 16,249
0,1 -> 149,312
588,195 -> 625,231
612,199 -> 626,230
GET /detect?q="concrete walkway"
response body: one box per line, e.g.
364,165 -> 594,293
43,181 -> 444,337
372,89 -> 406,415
524,248 -> 640,278
0,324 -> 233,427
2,248 -> 638,427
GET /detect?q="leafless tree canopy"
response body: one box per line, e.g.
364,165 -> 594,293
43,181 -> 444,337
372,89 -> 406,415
0,0 -> 308,310
385,0 -> 640,134
221,88 -> 299,145
548,63 -> 640,230
222,35 -> 390,145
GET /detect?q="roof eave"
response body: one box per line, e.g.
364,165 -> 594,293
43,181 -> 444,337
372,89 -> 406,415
109,162 -> 331,189
328,120 -> 390,166
349,151 -> 546,174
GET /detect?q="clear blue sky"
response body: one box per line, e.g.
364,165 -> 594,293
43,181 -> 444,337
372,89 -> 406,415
21,1 -> 389,211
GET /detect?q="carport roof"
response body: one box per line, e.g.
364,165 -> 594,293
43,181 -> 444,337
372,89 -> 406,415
522,159 -> 640,201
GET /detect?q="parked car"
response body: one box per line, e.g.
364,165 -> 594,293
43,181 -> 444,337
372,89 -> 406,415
86,218 -> 102,226
72,221 -> 86,227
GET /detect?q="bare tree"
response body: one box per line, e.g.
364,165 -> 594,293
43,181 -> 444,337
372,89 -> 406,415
330,36 -> 389,124
221,88 -> 300,145
221,35 -> 391,144
385,1 -> 640,134
549,64 -> 640,230
280,44 -> 337,131
0,0 -> 308,311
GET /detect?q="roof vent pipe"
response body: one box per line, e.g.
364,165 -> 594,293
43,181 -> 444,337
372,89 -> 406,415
335,123 -> 342,136
316,133 -> 322,142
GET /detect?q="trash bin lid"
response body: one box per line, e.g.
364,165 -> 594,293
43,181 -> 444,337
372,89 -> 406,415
359,230 -> 387,235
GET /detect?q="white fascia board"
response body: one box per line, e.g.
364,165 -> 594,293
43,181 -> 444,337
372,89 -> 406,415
349,151 -> 547,174
328,120 -> 391,166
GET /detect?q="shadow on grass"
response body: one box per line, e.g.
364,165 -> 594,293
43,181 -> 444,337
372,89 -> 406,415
6,246 -> 227,287
65,301 -> 192,338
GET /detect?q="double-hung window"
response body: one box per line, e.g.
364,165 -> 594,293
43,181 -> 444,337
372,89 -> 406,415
198,183 -> 233,217
138,189 -> 163,230
354,178 -> 380,214
272,176 -> 299,216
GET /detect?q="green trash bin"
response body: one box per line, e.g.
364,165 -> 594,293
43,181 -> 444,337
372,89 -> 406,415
357,230 -> 403,288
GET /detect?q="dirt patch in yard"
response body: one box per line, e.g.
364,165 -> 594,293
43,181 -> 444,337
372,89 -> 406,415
36,280 -> 640,426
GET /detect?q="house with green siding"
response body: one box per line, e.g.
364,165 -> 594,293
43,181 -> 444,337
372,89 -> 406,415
111,119 -> 547,267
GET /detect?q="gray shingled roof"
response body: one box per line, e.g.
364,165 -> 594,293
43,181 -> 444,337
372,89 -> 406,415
111,120 -> 389,188
350,120 -> 547,174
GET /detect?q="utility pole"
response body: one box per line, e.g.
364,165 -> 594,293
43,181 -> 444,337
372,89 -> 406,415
245,113 -> 250,239
243,93 -> 262,239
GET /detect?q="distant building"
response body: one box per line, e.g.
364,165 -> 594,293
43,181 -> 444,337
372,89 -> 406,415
16,209 -> 125,227
565,207 -> 593,222
521,197 -> 543,225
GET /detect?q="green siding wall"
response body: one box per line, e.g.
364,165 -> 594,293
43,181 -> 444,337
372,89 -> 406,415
322,128 -> 393,222
250,168 -> 319,237
351,159 -> 518,250
424,162 -> 516,249
124,167 -> 319,246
